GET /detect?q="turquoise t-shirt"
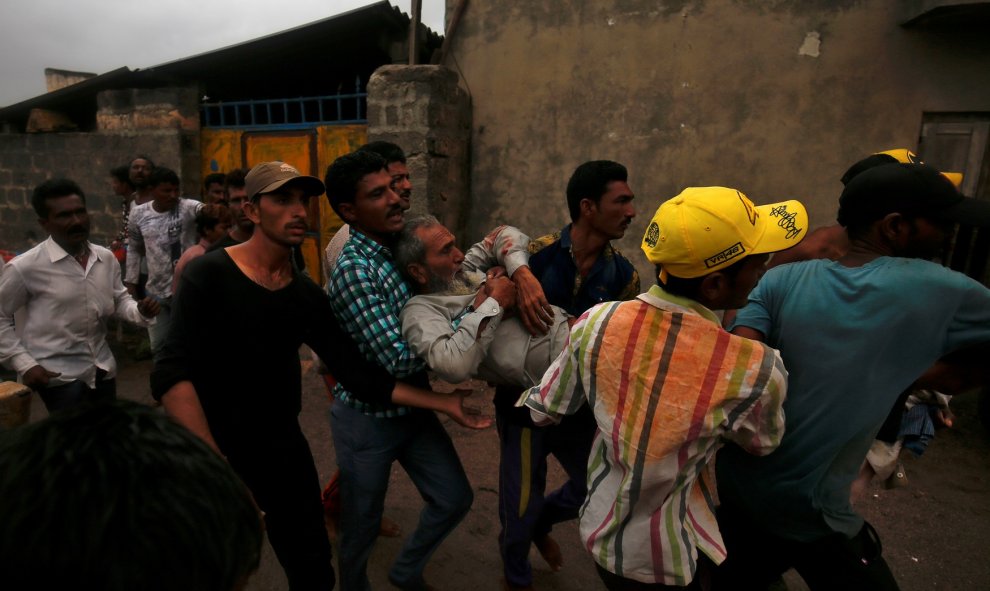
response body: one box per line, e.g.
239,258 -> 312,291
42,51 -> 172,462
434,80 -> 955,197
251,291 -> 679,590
719,256 -> 990,541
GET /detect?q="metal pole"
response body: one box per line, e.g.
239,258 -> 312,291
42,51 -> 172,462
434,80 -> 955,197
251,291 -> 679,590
409,0 -> 422,65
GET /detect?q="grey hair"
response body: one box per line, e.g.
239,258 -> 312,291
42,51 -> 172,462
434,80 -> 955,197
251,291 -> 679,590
393,214 -> 441,281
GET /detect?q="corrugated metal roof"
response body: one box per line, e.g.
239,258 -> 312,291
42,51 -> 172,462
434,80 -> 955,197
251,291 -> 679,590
0,1 -> 441,124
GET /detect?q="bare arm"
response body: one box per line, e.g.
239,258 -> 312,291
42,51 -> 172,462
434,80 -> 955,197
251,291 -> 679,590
731,325 -> 766,342
513,265 -> 554,336
390,382 -> 492,429
160,380 -> 221,454
913,342 -> 990,395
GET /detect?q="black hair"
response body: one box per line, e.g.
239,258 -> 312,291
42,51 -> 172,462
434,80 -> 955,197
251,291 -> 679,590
196,203 -> 232,237
659,257 -> 749,298
566,160 -> 628,222
203,172 -> 226,190
110,165 -> 132,185
358,141 -> 407,165
323,151 -> 388,217
148,166 -> 180,188
130,155 -> 156,169
32,178 -> 86,218
224,168 -> 247,190
0,400 -> 262,591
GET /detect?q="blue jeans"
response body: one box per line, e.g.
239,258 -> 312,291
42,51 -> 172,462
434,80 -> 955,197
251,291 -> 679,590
330,401 -> 473,591
147,297 -> 172,361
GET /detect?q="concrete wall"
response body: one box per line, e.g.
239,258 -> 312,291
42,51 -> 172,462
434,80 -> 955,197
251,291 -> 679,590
0,131 -> 187,253
0,85 -> 201,254
444,0 -> 990,280
367,65 -> 472,239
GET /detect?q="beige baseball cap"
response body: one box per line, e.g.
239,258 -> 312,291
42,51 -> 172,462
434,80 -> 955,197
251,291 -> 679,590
245,161 -> 324,200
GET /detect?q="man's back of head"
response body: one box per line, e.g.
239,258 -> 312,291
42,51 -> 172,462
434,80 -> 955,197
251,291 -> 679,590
0,400 -> 262,591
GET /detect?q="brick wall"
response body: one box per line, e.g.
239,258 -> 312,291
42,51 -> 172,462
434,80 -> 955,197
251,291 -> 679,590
0,130 -> 190,254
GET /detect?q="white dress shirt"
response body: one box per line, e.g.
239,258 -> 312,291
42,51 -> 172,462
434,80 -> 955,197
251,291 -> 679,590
0,237 -> 154,387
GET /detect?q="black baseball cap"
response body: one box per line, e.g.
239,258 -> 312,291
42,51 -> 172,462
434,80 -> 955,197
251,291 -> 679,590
837,163 -> 990,228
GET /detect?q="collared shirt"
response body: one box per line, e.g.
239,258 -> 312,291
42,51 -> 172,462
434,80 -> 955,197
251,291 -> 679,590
125,198 -> 201,299
401,225 -> 571,387
328,228 -> 424,417
524,285 -> 788,585
0,238 -> 153,388
528,224 -> 641,317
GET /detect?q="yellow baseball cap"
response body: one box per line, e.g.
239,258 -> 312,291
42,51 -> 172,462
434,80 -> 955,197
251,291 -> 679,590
841,149 -> 963,189
641,187 -> 809,280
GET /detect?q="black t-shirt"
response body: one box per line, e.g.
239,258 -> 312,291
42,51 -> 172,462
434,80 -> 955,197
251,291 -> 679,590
151,249 -> 396,446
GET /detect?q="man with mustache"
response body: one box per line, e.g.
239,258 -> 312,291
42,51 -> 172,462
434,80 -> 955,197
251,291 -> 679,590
153,162 -> 480,591
128,155 -> 155,206
395,216 -> 573,390
0,179 -> 159,412
495,160 -> 641,591
320,141 -> 413,540
324,150 -> 477,591
324,141 -> 413,277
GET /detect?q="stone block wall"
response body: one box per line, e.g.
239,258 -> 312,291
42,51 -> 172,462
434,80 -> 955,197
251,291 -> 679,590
367,65 -> 472,240
0,130 -> 189,254
0,85 -> 202,255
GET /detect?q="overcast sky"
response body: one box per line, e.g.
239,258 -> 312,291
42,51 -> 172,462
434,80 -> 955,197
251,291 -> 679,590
0,0 -> 446,108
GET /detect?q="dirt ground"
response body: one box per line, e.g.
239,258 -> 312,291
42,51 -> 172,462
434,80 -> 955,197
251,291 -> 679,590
22,355 -> 990,591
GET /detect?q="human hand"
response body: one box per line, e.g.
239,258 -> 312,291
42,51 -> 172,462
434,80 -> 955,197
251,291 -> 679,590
23,365 -> 60,390
486,266 -> 507,280
137,297 -> 161,318
484,276 -> 516,310
124,282 -> 137,296
442,389 -> 494,430
512,266 -> 553,335
936,407 -> 955,428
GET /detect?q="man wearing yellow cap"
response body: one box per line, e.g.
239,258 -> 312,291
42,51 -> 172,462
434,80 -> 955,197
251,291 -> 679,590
524,187 -> 808,589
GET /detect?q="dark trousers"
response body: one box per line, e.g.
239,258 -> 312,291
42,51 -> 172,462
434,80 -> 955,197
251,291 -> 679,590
713,502 -> 899,591
37,371 -> 115,413
595,556 -> 714,590
495,391 -> 596,587
330,401 -> 473,591
223,422 -> 334,591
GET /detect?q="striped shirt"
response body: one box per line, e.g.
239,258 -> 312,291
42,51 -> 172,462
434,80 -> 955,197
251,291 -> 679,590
327,228 -> 425,417
524,285 -> 788,585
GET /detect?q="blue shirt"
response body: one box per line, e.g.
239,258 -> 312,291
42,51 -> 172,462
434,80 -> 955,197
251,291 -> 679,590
528,224 -> 640,317
720,257 -> 990,541
327,229 -> 425,417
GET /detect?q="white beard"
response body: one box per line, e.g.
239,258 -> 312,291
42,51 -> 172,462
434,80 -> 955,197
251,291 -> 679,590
431,269 -> 484,296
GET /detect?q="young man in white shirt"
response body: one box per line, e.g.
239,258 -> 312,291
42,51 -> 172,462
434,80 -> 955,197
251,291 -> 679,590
0,179 -> 160,412
125,167 -> 201,359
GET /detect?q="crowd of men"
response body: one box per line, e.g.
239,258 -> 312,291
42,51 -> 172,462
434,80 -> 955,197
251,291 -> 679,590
1,143 -> 989,591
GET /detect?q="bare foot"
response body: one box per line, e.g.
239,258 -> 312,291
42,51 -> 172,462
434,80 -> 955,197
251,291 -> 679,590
534,534 -> 563,571
380,515 -> 402,538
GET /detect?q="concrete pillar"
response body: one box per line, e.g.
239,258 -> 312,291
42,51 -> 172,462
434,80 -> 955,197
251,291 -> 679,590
366,65 -> 471,240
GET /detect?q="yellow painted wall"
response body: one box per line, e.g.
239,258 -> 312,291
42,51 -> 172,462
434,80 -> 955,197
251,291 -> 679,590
200,124 -> 367,282
201,129 -> 242,180
316,125 -> 367,254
